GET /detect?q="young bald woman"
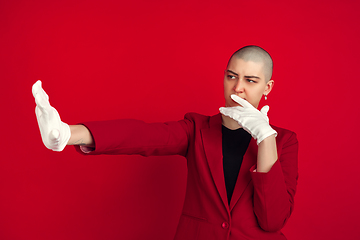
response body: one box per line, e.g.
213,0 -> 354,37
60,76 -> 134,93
33,45 -> 298,240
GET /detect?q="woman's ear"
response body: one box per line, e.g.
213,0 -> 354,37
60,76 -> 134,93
264,79 -> 274,95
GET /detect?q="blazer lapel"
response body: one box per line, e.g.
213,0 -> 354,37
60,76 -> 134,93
229,138 -> 258,211
201,114 -> 229,211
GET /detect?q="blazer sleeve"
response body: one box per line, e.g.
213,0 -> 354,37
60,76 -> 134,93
250,131 -> 299,232
74,116 -> 194,157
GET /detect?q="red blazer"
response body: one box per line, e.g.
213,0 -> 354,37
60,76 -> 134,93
77,113 -> 298,240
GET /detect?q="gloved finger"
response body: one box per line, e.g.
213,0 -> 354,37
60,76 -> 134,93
49,129 -> 60,142
32,80 -> 49,102
219,107 -> 233,118
219,107 -> 241,120
32,80 -> 42,97
34,93 -> 50,113
220,106 -> 242,111
219,106 -> 244,114
260,105 -> 270,115
230,95 -> 253,108
35,106 -> 43,119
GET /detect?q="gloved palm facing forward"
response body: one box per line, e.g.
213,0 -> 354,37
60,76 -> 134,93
219,94 -> 277,145
32,80 -> 71,151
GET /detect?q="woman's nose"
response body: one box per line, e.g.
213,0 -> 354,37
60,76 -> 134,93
234,79 -> 244,92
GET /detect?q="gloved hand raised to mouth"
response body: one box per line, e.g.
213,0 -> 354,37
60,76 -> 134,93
219,94 -> 277,145
32,80 -> 71,151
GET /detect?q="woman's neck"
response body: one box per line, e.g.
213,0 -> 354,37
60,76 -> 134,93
221,114 -> 242,130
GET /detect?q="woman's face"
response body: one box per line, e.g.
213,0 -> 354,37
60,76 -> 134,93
223,58 -> 274,109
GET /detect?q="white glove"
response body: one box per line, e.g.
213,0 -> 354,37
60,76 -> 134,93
219,94 -> 277,145
32,80 -> 71,151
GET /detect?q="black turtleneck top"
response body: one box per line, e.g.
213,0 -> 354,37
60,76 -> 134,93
222,125 -> 252,205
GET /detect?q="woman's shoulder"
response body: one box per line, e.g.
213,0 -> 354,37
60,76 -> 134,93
180,112 -> 222,131
183,112 -> 219,123
270,124 -> 298,146
270,124 -> 296,135
184,112 -> 212,119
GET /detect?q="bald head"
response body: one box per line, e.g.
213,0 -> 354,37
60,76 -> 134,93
228,45 -> 273,82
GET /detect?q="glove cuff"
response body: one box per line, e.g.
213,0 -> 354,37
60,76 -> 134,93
256,127 -> 277,145
55,122 -> 71,152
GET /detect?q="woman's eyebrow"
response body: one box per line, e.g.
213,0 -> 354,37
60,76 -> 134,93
226,70 -> 238,76
226,70 -> 260,79
244,75 -> 260,79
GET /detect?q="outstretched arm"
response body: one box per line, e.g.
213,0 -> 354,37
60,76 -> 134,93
32,80 -> 94,151
68,125 -> 94,147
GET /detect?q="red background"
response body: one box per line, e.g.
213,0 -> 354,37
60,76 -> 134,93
1,0 -> 360,239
